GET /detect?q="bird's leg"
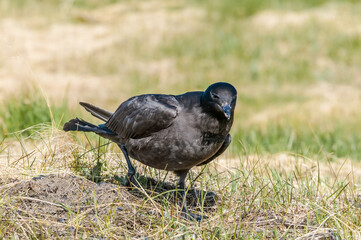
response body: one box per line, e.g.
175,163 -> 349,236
175,170 -> 205,221
115,144 -> 136,186
176,169 -> 188,190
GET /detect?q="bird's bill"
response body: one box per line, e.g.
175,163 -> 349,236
222,104 -> 231,120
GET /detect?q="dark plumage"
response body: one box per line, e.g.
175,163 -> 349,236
64,82 -> 237,220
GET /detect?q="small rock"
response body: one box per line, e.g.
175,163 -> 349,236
57,218 -> 66,223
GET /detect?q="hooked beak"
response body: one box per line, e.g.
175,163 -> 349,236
222,104 -> 231,120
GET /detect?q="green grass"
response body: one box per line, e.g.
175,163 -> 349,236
235,121 -> 361,160
0,88 -> 69,138
189,0 -> 360,19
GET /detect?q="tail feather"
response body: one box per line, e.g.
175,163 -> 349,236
63,118 -> 115,135
79,102 -> 112,122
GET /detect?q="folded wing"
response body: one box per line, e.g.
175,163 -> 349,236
106,94 -> 179,139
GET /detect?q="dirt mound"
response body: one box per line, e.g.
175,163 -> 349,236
0,174 -> 161,238
0,173 -> 218,238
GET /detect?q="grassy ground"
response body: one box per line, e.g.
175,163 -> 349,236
1,0 -> 361,238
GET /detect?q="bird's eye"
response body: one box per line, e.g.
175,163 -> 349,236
212,93 -> 219,99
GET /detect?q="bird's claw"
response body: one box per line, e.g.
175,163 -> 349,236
114,174 -> 132,187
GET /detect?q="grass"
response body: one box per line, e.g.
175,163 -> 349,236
234,120 -> 361,160
189,0 -> 361,19
1,131 -> 361,238
0,87 -> 69,138
1,0 -> 361,238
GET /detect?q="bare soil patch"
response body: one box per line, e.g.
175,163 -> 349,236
0,173 -> 218,238
1,174 -> 149,238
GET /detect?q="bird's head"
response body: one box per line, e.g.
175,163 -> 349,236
201,82 -> 237,121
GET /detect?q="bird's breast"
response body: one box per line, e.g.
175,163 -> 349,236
125,128 -> 224,171
124,109 -> 230,171
201,131 -> 227,145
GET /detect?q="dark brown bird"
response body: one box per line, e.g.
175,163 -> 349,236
63,82 -> 237,220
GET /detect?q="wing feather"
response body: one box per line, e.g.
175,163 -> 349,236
106,94 -> 179,139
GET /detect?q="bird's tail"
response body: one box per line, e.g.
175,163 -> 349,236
79,102 -> 112,122
63,118 -> 115,135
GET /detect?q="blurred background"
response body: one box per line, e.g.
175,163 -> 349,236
1,0 -> 361,161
